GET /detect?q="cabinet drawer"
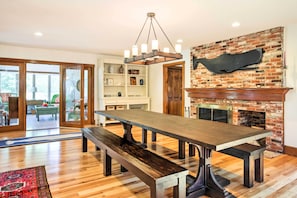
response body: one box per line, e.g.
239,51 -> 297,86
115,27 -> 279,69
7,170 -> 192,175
106,105 -> 115,110
116,105 -> 125,110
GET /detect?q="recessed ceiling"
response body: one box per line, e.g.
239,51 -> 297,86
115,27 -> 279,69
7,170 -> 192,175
0,0 -> 297,56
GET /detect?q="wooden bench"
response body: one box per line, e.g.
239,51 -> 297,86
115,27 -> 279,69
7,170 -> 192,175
219,143 -> 266,188
82,127 -> 189,198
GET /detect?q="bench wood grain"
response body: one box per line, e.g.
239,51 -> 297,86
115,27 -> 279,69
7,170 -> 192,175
82,127 -> 189,198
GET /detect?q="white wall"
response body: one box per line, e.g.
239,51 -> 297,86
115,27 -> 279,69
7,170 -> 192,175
148,62 -> 163,113
284,24 -> 297,148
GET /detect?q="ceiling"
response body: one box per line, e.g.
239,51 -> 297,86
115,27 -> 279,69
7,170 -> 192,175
1,0 -> 297,57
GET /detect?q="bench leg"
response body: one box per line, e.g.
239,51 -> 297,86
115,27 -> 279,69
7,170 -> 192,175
243,155 -> 254,188
82,135 -> 88,152
255,152 -> 264,183
178,140 -> 185,159
173,175 -> 187,198
151,185 -> 164,198
103,150 -> 112,176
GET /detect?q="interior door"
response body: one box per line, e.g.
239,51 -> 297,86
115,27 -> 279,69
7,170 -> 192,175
60,65 -> 84,127
163,61 -> 185,116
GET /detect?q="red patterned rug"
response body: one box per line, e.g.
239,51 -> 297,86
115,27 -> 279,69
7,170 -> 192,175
0,166 -> 52,198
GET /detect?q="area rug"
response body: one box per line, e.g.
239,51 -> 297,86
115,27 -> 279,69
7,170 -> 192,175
0,133 -> 81,148
0,166 -> 52,198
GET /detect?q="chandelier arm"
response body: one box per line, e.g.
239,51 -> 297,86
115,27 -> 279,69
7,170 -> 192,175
134,16 -> 149,45
153,17 -> 176,52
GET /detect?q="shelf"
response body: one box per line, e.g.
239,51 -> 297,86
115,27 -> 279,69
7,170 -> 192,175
104,73 -> 125,76
185,88 -> 293,102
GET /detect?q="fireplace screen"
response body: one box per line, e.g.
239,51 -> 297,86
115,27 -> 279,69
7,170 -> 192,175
197,104 -> 232,124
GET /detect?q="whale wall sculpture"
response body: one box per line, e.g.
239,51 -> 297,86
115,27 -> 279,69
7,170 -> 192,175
193,48 -> 264,74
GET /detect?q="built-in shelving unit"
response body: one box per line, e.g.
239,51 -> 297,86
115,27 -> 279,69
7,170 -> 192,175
98,58 -> 150,126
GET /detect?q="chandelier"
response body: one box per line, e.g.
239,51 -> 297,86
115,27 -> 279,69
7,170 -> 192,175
124,12 -> 183,65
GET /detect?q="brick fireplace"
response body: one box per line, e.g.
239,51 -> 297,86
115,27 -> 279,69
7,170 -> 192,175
188,27 -> 292,153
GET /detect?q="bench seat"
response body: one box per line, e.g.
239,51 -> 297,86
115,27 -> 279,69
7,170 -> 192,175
82,127 -> 188,198
219,143 -> 266,188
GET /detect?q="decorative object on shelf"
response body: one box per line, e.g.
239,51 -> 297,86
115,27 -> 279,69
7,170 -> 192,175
124,12 -> 183,65
107,78 -> 114,85
108,65 -> 114,73
130,77 -> 136,85
119,65 -> 124,74
193,48 -> 264,74
118,91 -> 122,97
140,79 -> 144,85
128,69 -> 139,74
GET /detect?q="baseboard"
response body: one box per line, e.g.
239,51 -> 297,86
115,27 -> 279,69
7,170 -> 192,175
284,145 -> 297,157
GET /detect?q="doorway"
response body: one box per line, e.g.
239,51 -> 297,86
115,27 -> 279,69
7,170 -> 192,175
26,63 -> 60,130
163,61 -> 185,116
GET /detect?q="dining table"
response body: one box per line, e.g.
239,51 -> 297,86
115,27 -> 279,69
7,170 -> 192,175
95,109 -> 272,198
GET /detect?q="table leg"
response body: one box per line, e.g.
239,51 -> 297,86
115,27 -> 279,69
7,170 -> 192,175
142,128 -> 148,147
178,140 -> 185,159
186,144 -> 234,198
121,122 -> 138,143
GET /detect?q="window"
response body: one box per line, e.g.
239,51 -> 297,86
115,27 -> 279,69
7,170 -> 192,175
26,63 -> 60,102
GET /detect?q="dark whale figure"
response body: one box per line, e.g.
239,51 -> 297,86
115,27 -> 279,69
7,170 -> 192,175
193,48 -> 264,74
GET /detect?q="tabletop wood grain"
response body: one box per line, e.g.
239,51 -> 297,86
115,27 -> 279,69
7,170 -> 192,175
95,110 -> 272,151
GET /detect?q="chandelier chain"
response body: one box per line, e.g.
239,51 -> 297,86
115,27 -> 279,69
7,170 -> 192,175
153,17 -> 176,51
134,16 -> 149,45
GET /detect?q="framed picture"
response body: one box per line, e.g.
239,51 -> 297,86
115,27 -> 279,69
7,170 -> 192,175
130,77 -> 136,85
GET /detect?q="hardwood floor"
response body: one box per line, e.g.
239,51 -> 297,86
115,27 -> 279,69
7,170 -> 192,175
1,124 -> 297,197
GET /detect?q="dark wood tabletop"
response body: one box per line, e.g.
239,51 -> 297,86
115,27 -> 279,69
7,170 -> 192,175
95,109 -> 272,151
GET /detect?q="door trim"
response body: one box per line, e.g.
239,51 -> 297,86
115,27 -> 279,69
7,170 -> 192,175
163,61 -> 185,116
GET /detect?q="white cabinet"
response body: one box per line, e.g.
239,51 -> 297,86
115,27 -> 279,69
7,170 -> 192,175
98,58 -> 150,126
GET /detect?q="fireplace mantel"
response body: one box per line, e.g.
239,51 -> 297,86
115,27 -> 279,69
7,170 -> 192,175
185,88 -> 292,102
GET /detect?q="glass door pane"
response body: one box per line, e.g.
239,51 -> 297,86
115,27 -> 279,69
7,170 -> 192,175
83,69 -> 88,121
0,64 -> 21,128
60,65 -> 83,127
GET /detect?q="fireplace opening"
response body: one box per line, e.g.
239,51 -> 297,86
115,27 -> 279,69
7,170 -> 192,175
238,110 -> 266,129
197,104 -> 232,124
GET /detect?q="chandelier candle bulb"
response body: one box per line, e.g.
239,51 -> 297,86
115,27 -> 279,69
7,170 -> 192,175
124,50 -> 130,58
175,44 -> 182,53
141,44 -> 148,54
132,45 -> 138,56
152,40 -> 158,50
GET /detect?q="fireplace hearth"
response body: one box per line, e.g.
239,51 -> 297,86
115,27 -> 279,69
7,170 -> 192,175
186,87 -> 292,153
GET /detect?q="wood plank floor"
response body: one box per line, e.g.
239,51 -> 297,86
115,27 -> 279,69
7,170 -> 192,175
1,124 -> 297,197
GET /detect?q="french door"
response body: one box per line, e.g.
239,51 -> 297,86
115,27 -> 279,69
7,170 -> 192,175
0,59 -> 26,131
60,64 -> 94,128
